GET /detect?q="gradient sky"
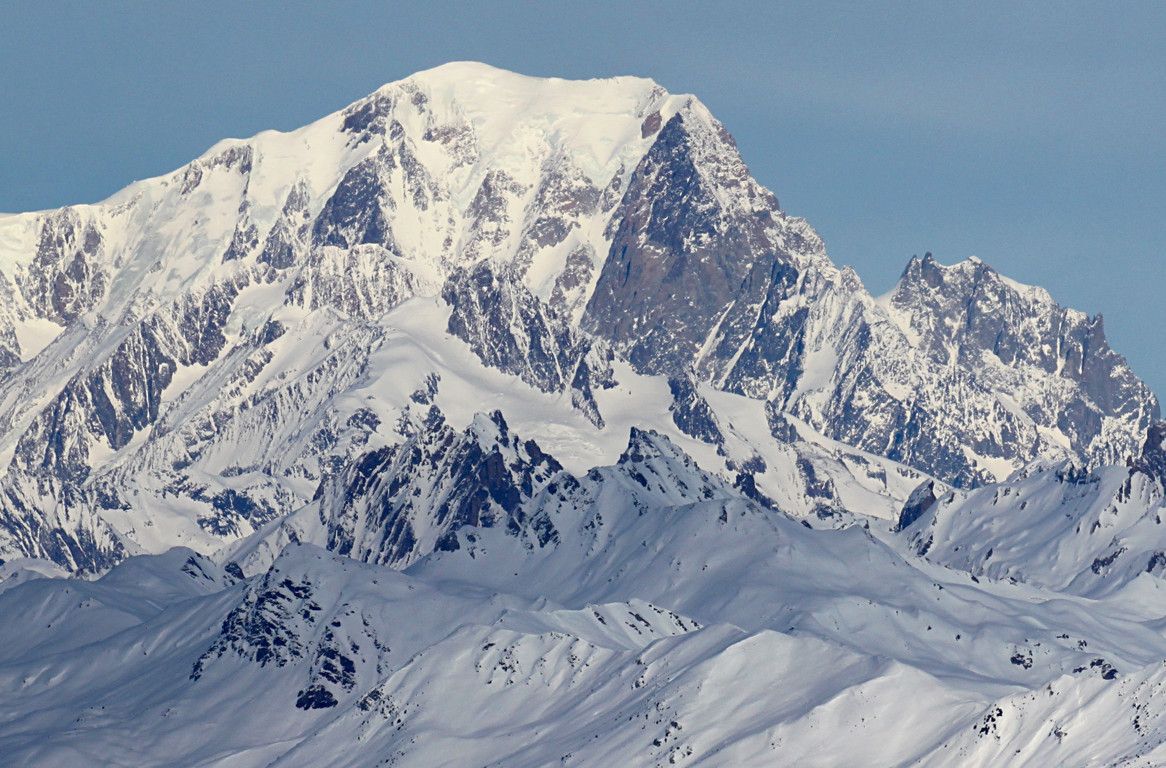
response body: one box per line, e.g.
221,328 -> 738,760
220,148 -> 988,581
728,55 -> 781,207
3,2 -> 1165,395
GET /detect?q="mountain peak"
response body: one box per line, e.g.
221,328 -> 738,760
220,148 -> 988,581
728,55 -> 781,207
0,60 -> 1157,576
7,57 -> 1166,765
898,251 -> 1054,303
400,60 -> 663,93
354,61 -> 679,152
404,60 -> 524,82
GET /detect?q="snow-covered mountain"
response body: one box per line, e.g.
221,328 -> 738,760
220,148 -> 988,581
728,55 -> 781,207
0,62 -> 1155,570
4,432 -> 1166,765
2,62 -> 1165,766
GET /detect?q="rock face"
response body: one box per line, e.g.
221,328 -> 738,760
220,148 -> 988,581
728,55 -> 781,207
24,208 -> 108,324
442,262 -> 613,425
0,62 -> 1157,572
895,480 -> 939,533
582,106 -> 801,376
318,408 -> 563,566
1127,420 -> 1166,484
667,375 -> 724,447
883,254 -> 1156,471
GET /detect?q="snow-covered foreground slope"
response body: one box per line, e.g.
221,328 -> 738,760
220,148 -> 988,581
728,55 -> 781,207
5,435 -> 1166,767
896,422 -> 1166,599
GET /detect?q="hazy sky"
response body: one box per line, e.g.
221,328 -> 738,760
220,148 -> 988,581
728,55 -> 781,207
3,2 -> 1165,395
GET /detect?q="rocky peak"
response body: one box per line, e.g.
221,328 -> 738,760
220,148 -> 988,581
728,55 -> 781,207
1130,421 -> 1166,486
894,479 -> 939,533
889,253 -> 1129,386
882,252 -> 1158,470
318,407 -> 563,566
612,427 -> 731,506
582,104 -> 809,376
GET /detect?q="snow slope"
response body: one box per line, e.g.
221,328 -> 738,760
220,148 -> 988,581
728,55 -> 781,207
4,436 -> 1166,766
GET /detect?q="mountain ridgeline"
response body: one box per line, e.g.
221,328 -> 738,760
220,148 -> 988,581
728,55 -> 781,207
0,62 -> 1155,574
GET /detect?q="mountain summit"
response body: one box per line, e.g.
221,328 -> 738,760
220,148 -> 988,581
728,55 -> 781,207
0,63 -> 1155,570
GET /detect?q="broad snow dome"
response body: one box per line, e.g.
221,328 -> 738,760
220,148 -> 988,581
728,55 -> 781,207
394,62 -> 686,185
0,63 -> 702,313
235,61 -> 694,242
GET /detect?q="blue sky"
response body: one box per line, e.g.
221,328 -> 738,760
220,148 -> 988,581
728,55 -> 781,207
3,2 -> 1165,395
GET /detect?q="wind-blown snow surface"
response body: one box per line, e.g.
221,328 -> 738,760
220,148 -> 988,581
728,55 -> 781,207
2,63 -> 1166,766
